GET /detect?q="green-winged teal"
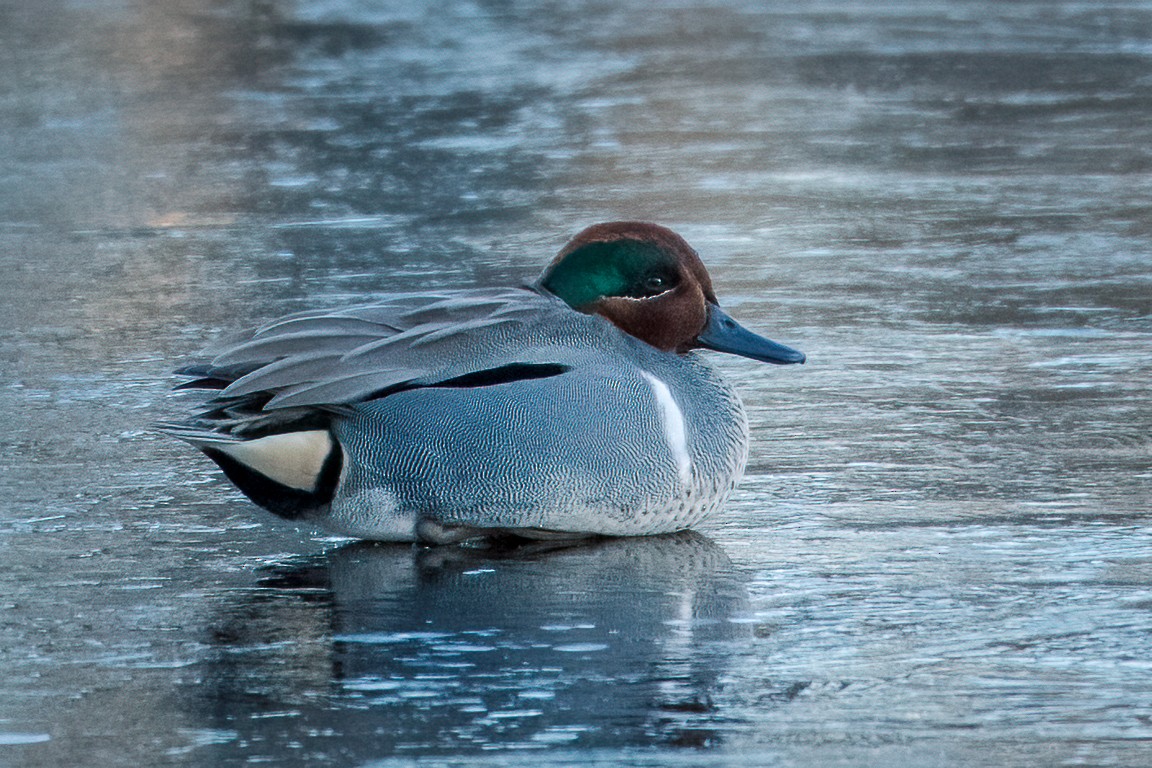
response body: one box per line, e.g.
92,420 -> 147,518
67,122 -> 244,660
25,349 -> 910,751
164,222 -> 804,543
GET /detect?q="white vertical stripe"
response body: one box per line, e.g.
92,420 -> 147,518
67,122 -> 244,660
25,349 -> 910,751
640,371 -> 693,485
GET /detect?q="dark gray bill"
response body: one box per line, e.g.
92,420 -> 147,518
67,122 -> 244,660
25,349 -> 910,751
697,305 -> 805,365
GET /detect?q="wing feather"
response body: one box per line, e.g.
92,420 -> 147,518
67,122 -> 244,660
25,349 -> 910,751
176,287 -> 592,415
212,330 -> 383,367
265,368 -> 424,409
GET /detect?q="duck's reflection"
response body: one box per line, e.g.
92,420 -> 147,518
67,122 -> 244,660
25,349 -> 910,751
201,532 -> 749,755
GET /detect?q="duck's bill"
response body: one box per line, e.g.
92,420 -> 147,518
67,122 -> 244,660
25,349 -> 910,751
698,305 -> 805,365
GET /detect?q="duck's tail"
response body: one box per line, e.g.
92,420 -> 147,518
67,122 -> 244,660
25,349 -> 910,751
157,422 -> 342,521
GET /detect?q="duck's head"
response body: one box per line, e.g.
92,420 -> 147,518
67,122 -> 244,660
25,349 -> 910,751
538,221 -> 805,365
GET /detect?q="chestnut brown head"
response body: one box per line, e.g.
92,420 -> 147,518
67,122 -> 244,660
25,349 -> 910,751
538,221 -> 805,365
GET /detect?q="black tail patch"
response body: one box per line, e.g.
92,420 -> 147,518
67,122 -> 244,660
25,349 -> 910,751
204,438 -> 343,521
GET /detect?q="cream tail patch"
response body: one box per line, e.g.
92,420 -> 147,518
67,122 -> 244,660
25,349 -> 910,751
210,430 -> 333,492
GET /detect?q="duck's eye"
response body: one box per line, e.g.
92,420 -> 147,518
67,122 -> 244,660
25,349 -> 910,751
643,275 -> 670,294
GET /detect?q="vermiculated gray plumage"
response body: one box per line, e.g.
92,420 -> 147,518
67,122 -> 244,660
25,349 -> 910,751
167,287 -> 749,542
164,222 -> 804,543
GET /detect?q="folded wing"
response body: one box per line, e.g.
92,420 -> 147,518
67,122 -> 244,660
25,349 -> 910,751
170,287 -> 582,438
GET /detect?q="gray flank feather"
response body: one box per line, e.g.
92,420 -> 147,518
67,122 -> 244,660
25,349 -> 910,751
339,323 -> 450,359
222,350 -> 349,398
254,316 -> 401,337
398,295 -> 521,322
212,330 -> 382,367
407,316 -> 519,348
266,368 -> 424,410
155,422 -> 247,446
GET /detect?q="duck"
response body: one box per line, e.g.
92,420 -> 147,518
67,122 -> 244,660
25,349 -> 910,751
163,222 -> 804,544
